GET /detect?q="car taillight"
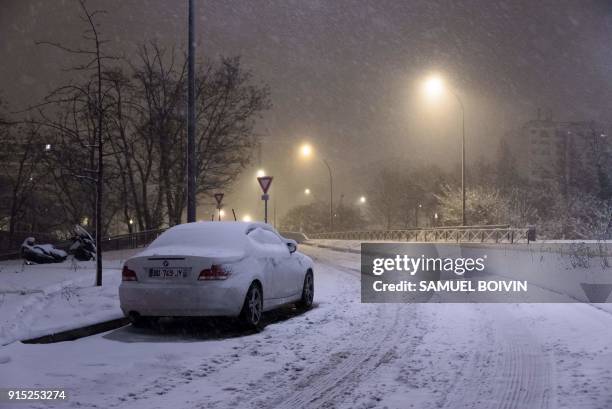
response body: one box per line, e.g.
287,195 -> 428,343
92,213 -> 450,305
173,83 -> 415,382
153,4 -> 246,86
198,265 -> 229,280
122,265 -> 138,281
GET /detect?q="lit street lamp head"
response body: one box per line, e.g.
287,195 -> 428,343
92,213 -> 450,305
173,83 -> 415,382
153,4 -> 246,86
424,75 -> 444,99
256,169 -> 266,178
304,188 -> 311,195
300,143 -> 313,158
359,196 -> 366,204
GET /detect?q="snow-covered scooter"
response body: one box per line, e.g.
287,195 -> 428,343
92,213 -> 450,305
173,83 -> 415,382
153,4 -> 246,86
20,237 -> 68,264
68,225 -> 96,261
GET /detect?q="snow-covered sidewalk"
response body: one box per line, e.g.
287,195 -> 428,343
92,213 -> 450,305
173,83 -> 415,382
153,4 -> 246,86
0,249 -> 139,346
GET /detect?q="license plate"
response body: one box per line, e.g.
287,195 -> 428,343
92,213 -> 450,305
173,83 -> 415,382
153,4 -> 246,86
149,267 -> 191,278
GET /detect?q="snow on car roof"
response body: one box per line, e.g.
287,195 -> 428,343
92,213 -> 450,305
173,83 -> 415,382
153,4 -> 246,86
147,221 -> 275,250
165,221 -> 272,234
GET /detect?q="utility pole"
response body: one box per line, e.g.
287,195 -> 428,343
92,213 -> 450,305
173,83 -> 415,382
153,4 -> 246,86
186,0 -> 197,222
322,159 -> 333,231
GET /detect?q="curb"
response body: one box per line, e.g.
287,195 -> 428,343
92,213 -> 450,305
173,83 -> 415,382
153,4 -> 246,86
21,317 -> 129,344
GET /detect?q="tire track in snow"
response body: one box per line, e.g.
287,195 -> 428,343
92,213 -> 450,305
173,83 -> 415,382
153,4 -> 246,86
439,305 -> 553,409
271,304 -> 412,409
267,249 -> 424,409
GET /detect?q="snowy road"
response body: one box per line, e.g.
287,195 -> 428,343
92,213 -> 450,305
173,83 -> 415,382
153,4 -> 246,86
2,245 -> 612,409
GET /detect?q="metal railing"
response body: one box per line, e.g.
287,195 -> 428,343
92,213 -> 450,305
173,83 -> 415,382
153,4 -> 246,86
0,224 -> 535,262
0,228 -> 168,261
101,228 -> 167,252
307,225 -> 534,244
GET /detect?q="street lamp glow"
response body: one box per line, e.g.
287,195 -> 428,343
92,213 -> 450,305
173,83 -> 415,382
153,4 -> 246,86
359,196 -> 366,204
422,71 -> 466,225
300,143 -> 313,157
304,188 -> 311,195
129,218 -> 134,225
423,75 -> 444,99
219,209 -> 225,217
242,214 -> 252,222
256,169 -> 266,178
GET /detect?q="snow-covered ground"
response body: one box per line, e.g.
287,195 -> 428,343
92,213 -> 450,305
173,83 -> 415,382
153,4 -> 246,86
1,244 -> 612,408
0,249 -> 138,346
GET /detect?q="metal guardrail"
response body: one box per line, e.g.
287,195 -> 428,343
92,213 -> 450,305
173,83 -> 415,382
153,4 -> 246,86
307,226 -> 534,244
0,225 -> 535,262
101,228 -> 167,252
0,228 -> 168,261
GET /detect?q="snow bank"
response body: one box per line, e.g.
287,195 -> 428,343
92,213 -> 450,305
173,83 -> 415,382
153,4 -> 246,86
0,248 -> 139,345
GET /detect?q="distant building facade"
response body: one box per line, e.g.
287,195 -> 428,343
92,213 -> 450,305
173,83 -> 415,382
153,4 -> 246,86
514,111 -> 611,194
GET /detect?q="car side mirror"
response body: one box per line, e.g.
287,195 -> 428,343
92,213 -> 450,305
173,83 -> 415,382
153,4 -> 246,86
287,241 -> 297,254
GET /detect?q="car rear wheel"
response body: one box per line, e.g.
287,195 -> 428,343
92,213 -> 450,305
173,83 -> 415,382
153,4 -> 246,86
297,270 -> 314,309
240,283 -> 263,330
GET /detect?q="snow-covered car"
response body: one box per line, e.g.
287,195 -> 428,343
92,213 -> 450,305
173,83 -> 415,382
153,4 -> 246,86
119,221 -> 314,329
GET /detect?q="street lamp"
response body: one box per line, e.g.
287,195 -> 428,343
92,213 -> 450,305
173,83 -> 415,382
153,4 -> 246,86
359,196 -> 366,204
242,214 -> 252,222
424,75 -> 444,99
304,188 -> 311,195
300,143 -> 312,157
186,0 -> 197,223
423,74 -> 466,226
256,169 -> 266,178
300,143 -> 334,231
415,203 -> 422,228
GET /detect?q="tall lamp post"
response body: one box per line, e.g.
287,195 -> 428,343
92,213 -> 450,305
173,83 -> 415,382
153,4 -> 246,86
424,75 -> 466,226
300,144 -> 334,232
186,0 -> 197,223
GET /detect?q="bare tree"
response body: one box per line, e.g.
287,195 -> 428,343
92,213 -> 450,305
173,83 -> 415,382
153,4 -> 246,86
131,43 -> 187,227
35,0 -> 115,286
0,122 -> 43,248
130,46 -> 270,226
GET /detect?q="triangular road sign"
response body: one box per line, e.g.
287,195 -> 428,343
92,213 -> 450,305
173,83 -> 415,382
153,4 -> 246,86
257,176 -> 273,194
214,193 -> 224,206
580,283 -> 612,303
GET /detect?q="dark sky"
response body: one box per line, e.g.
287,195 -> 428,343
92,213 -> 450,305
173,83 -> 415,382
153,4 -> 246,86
2,0 -> 611,221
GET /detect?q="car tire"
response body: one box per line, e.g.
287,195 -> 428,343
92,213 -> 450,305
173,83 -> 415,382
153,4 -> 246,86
240,283 -> 264,331
296,270 -> 314,310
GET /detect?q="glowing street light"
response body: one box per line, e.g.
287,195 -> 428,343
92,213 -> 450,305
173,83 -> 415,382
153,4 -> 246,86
256,169 -> 266,178
304,188 -> 311,195
300,143 -> 313,157
359,196 -> 366,204
299,143 -> 334,231
219,209 -> 225,219
423,75 -> 444,99
242,214 -> 252,222
422,73 -> 466,225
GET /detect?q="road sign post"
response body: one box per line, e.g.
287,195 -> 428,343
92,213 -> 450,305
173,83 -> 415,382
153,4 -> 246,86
214,193 -> 224,221
257,176 -> 273,223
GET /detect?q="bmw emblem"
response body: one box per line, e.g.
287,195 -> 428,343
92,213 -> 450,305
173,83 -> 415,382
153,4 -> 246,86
162,260 -> 169,267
